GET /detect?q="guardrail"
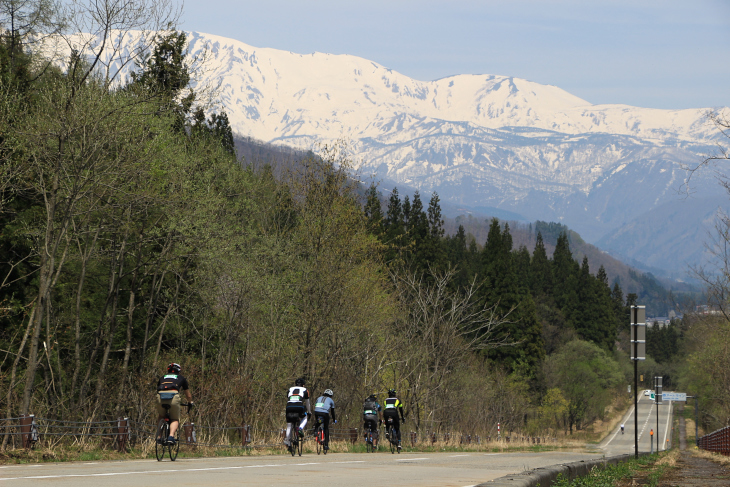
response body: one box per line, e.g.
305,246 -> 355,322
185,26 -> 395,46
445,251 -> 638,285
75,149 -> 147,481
0,414 -> 557,452
698,425 -> 730,456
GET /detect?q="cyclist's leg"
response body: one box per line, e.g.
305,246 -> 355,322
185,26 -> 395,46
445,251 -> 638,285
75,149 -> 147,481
322,413 -> 330,448
155,394 -> 166,440
285,410 -> 298,445
298,411 -> 308,433
169,394 -> 182,439
393,416 -> 401,443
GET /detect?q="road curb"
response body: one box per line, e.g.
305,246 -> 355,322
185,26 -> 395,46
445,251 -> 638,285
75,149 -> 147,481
475,453 -> 649,486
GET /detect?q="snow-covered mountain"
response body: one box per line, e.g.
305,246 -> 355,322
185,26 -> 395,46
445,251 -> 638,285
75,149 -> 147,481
94,31 -> 730,276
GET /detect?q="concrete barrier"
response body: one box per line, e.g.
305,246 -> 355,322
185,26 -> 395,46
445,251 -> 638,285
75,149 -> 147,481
475,453 -> 647,487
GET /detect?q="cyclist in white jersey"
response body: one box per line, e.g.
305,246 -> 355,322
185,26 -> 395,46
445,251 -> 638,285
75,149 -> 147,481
284,378 -> 311,447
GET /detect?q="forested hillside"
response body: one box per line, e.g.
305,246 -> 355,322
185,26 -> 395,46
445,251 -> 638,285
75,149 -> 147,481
0,0 -> 700,443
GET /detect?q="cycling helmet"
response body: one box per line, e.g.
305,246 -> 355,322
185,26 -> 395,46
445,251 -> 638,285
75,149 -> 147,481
167,363 -> 181,374
324,389 -> 333,397
387,388 -> 396,397
295,377 -> 305,386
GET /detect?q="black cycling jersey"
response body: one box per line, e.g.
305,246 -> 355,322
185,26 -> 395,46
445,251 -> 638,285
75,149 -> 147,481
157,373 -> 189,391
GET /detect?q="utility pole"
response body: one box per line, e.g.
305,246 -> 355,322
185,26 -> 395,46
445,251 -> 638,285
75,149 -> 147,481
631,306 -> 646,459
655,376 -> 662,451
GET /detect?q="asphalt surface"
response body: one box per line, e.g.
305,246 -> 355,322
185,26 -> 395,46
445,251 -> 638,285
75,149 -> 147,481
599,393 -> 674,457
0,394 -> 669,486
0,450 -> 604,486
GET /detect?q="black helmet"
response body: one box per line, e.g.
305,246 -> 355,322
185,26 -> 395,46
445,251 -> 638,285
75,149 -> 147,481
368,393 -> 377,400
324,389 -> 333,397
295,378 -> 305,387
167,363 -> 181,374
388,388 -> 396,397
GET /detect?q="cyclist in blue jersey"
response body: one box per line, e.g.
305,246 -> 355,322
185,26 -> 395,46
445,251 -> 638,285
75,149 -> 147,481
313,389 -> 337,451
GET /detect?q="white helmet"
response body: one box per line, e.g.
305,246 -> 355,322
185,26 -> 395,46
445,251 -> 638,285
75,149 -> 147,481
324,389 -> 333,397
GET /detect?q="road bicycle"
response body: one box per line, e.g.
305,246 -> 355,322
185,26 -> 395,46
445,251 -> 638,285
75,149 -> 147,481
365,423 -> 378,453
384,416 -> 401,454
314,416 -> 326,455
288,419 -> 304,457
155,394 -> 191,462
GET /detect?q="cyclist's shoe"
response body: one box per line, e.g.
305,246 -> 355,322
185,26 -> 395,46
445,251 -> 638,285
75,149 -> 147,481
156,437 -> 163,445
385,432 -> 389,439
166,436 -> 175,445
324,445 -> 329,451
283,439 -> 291,447
298,427 -> 304,437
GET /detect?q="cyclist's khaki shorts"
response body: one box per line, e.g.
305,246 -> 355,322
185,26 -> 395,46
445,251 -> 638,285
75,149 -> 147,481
156,391 -> 181,420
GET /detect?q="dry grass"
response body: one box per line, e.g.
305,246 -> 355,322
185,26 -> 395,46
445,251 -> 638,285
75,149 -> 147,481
692,448 -> 730,466
655,448 -> 680,466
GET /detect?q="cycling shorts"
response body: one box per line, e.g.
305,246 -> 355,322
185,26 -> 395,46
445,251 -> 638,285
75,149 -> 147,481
156,391 -> 181,420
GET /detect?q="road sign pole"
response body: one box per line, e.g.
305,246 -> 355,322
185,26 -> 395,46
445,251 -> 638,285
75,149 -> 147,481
655,377 -> 659,451
634,356 -> 638,458
631,306 -> 645,459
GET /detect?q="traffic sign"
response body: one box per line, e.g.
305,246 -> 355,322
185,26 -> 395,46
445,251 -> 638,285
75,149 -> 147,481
662,392 -> 687,402
650,392 -> 655,400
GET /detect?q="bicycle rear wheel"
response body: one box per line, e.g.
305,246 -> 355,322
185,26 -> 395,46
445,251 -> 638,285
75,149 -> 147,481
290,436 -> 296,457
155,420 -> 168,461
297,435 -> 303,456
169,427 -> 180,461
316,428 -> 322,455
366,430 -> 373,453
389,426 -> 396,454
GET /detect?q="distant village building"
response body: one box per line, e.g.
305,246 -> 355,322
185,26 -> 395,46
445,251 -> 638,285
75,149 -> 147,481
695,305 -> 722,315
646,318 -> 670,328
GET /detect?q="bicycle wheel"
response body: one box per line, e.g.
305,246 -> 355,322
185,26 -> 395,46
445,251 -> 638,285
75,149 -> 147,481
297,435 -> 303,456
155,420 -> 168,461
389,426 -> 396,454
169,426 -> 181,461
366,430 -> 373,453
290,436 -> 296,457
316,428 -> 322,455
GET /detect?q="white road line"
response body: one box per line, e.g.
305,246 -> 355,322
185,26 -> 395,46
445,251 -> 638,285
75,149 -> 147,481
395,457 -> 427,462
449,454 -> 470,457
331,461 -> 366,464
638,402 -> 654,441
0,461 -> 335,481
484,453 -> 500,456
604,404 -> 635,446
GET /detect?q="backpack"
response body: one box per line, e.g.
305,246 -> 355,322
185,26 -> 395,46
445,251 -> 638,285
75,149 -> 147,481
363,398 -> 378,417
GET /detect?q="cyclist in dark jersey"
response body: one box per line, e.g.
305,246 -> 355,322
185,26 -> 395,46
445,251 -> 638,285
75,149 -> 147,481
362,394 -> 382,446
383,388 -> 405,451
156,363 -> 193,444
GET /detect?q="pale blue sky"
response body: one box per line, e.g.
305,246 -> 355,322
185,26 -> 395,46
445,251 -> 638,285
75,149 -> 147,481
181,0 -> 729,110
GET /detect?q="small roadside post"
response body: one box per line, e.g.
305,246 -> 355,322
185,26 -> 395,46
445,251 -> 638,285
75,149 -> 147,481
650,428 -> 654,453
631,305 -> 646,459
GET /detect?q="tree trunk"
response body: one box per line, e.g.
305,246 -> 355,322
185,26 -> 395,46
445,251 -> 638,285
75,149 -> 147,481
2,305 -> 35,448
70,225 -> 101,409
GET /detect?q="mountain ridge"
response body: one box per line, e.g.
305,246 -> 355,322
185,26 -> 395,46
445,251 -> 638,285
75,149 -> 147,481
76,30 -> 728,275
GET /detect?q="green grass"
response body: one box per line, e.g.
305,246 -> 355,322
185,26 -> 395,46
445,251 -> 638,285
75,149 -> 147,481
551,453 -> 660,487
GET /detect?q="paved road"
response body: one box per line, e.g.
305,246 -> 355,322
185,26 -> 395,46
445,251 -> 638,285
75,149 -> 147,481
600,393 -> 674,457
0,450 -> 604,486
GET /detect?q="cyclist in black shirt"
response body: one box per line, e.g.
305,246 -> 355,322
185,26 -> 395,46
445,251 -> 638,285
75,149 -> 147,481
156,363 -> 194,444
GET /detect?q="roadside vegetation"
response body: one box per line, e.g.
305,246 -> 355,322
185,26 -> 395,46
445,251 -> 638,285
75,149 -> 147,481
0,0 -> 722,462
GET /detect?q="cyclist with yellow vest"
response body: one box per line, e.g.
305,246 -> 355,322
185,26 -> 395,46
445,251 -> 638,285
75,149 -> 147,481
383,388 -> 405,451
